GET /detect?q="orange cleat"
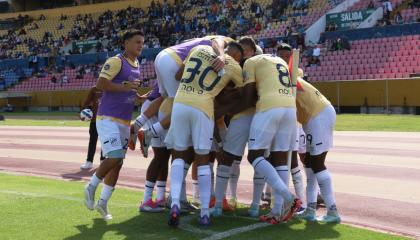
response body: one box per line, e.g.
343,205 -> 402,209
209,196 -> 216,208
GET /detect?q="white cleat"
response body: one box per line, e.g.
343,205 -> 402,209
96,200 -> 112,221
84,184 -> 95,210
80,161 -> 93,170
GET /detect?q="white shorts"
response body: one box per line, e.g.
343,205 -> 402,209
151,110 -> 170,148
303,105 -> 336,155
165,103 -> 214,154
96,118 -> 130,158
293,125 -> 306,154
155,51 -> 180,98
223,115 -> 253,157
248,108 -> 297,152
211,123 -> 227,152
140,99 -> 158,130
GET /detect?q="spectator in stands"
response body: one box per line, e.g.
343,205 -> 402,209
383,1 -> 393,20
395,11 -> 404,24
51,75 -> 57,83
308,44 -> 321,66
61,74 -> 69,83
39,14 -> 46,20
368,1 -> 375,9
57,23 -> 64,30
410,0 -> 420,8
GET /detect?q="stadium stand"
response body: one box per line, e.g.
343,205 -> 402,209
0,0 -> 419,94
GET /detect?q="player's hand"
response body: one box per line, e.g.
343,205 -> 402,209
123,80 -> 141,91
212,56 -> 225,73
136,93 -> 148,103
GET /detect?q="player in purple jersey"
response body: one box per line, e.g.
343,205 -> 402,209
83,30 -> 144,221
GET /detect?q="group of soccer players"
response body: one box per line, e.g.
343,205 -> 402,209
83,29 -> 341,228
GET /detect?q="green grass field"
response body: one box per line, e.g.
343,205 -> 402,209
1,112 -> 420,131
0,173 -> 407,240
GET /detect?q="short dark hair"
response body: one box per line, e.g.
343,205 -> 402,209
238,36 -> 257,53
227,41 -> 244,57
277,43 -> 292,52
122,29 -> 144,42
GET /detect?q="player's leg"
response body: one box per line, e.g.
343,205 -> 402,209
139,147 -> 167,212
87,119 -> 129,220
248,108 -> 301,224
208,151 -> 216,208
155,148 -> 170,207
165,103 -> 193,227
214,115 -> 252,216
190,105 -> 214,226
191,161 -> 200,204
307,105 -> 340,223
84,119 -> 122,212
291,151 -> 306,211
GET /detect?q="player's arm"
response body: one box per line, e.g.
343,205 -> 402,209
175,64 -> 185,81
211,38 -> 226,72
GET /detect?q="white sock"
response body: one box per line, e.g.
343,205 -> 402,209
209,162 -> 215,196
215,165 -> 231,208
99,184 -> 114,204
271,192 -> 284,215
198,165 -> 211,217
251,171 -> 265,209
170,158 -> 185,208
89,173 -> 102,188
228,160 -> 240,199
305,167 -> 318,207
192,179 -> 199,202
180,163 -> 190,202
263,184 -> 271,199
252,157 -> 292,202
292,167 -> 306,208
275,165 -> 289,185
315,169 -> 337,211
134,114 -> 149,132
150,122 -> 165,137
155,181 -> 166,201
143,180 -> 155,202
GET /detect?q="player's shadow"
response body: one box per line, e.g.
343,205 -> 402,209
285,218 -> 341,239
61,168 -> 96,181
64,213 -> 181,240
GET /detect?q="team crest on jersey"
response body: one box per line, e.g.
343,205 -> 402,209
104,64 -> 110,70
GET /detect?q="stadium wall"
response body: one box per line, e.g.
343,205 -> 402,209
1,0 -> 172,19
314,78 -> 420,113
1,88 -> 150,111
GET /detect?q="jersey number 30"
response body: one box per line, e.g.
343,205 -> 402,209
181,57 -> 221,91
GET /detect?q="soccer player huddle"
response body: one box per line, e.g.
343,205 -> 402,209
83,29 -> 341,227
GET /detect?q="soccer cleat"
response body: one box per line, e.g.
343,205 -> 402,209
211,206 -> 223,217
248,205 -> 260,218
168,205 -> 181,227
317,210 -> 341,223
223,198 -> 235,212
281,198 -> 302,222
297,207 -> 317,222
128,125 -> 137,151
80,161 -> 93,170
265,213 -> 283,225
96,200 -> 112,220
181,200 -> 199,213
84,184 -> 95,210
139,199 -> 164,213
198,214 -> 211,227
155,198 -> 166,208
259,211 -> 275,222
296,206 -> 306,215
